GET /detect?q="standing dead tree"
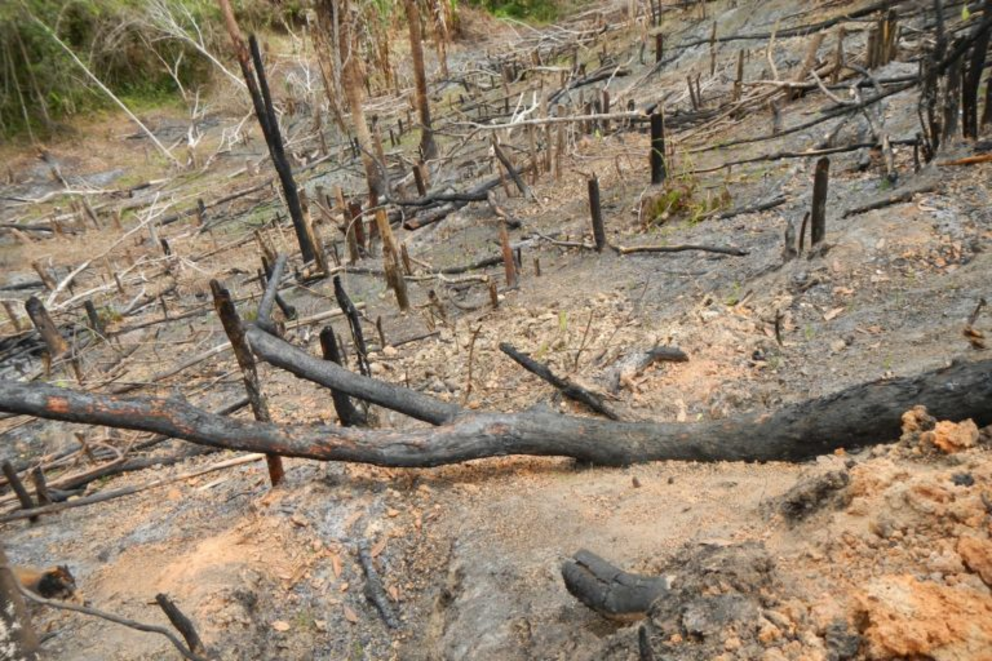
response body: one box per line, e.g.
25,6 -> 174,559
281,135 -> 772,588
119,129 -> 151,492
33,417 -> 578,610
404,0 -> 439,161
216,0 -> 316,264
314,0 -> 387,200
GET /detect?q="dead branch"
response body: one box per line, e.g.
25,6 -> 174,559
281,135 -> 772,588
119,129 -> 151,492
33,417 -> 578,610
358,541 -> 400,629
154,594 -> 210,659
246,326 -> 460,425
499,342 -> 621,420
0,455 -> 263,523
617,244 -> 749,256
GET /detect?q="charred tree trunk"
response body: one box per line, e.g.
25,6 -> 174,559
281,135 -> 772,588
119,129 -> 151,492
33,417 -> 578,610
961,0 -> 992,139
1,356 -> 989,468
562,550 -> 669,618
211,281 -> 285,486
24,296 -> 67,358
216,0 -> 315,262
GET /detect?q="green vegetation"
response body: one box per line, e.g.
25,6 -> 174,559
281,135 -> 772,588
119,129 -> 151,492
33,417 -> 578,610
0,0 -> 211,140
468,0 -> 561,22
643,174 -> 731,226
0,0 -> 294,141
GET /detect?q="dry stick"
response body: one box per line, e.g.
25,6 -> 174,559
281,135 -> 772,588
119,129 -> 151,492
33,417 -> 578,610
84,300 -> 105,338
650,113 -> 667,185
798,211 -> 811,255
617,244 -> 749,256
639,624 -> 656,661
413,164 -> 428,197
31,261 -> 56,291
375,210 -> 410,312
463,325 -> 483,405
963,7 -> 991,139
4,300 -> 24,331
4,358 -> 992,466
0,454 -> 264,525
492,140 -> 534,201
211,280 -> 284,487
319,327 -> 366,427
248,34 -> 315,263
939,153 -> 992,166
831,26 -> 846,85
499,343 -> 621,420
486,191 -> 522,229
810,157 -> 830,246
403,0 -> 437,161
256,253 -> 289,335
688,140 -> 917,174
333,276 -> 371,377
30,467 -> 53,506
841,181 -> 937,218
24,296 -> 68,357
357,541 -> 400,629
673,0 -> 909,50
246,326 -> 458,425
259,259 -> 298,322
789,32 -> 827,101
588,177 -> 607,252
690,81 -> 915,153
783,218 -> 799,262
5,564 -> 209,661
217,0 -> 313,261
708,20 -> 718,75
499,220 -> 518,288
299,190 -> 329,276
733,49 -> 745,102
154,594 -> 209,659
2,461 -> 38,522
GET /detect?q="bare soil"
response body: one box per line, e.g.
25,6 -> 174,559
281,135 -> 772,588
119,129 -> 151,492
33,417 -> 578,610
2,0 -> 991,659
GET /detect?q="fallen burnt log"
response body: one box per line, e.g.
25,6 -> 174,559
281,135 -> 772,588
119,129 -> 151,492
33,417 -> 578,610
400,177 -> 503,230
245,326 -> 461,425
0,358 -> 989,468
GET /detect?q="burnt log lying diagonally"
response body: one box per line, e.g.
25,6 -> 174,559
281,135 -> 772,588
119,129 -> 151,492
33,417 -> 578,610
245,327 -> 460,425
562,550 -> 669,619
0,358 -> 989,468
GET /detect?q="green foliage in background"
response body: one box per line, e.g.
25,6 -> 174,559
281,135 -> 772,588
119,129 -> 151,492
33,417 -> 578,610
0,0 -> 293,141
466,0 -> 560,22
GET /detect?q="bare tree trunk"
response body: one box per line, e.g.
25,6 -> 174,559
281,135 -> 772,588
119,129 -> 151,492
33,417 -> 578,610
404,0 -> 438,161
325,0 -> 385,199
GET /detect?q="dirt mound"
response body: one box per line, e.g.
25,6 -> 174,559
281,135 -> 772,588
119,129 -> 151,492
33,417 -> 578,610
854,574 -> 992,661
579,412 -> 992,660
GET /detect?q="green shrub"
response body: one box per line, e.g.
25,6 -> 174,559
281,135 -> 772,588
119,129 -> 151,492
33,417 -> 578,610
0,0 -> 277,141
467,0 -> 561,22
